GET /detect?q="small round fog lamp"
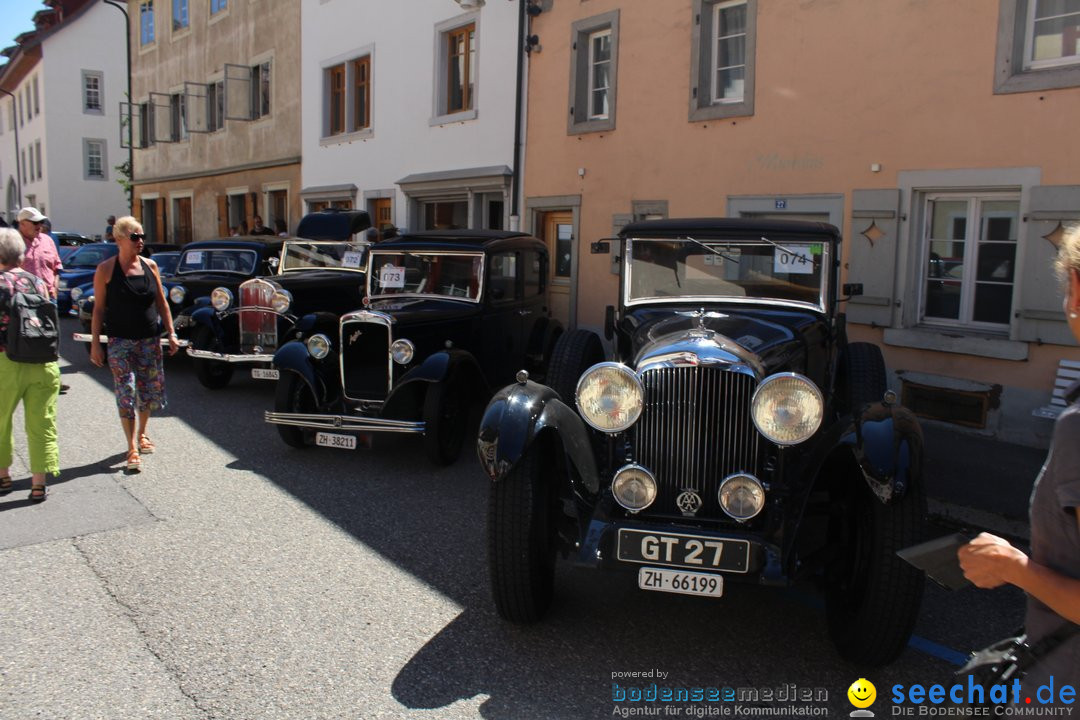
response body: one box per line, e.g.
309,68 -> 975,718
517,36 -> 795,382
210,287 -> 233,311
169,286 -> 186,305
306,333 -> 331,360
71,287 -> 83,302
390,339 -> 415,365
718,473 -> 765,521
611,464 -> 657,513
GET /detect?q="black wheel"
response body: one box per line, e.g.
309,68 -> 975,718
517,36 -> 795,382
192,326 -> 234,389
274,372 -> 315,449
488,443 -> 557,623
825,472 -> 926,666
844,342 -> 887,411
546,329 -> 604,405
422,370 -> 470,465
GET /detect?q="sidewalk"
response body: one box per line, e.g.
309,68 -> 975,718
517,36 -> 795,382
921,423 -> 1046,541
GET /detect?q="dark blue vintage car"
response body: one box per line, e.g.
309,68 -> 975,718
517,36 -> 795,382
265,230 -> 563,465
57,242 -> 119,314
184,211 -> 372,389
477,218 -> 926,667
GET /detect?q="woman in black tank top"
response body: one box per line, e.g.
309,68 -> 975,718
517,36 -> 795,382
89,217 -> 180,473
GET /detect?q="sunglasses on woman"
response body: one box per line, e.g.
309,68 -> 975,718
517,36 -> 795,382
128,233 -> 146,241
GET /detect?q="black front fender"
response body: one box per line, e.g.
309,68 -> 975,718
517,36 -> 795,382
477,379 -> 599,494
841,400 -> 924,503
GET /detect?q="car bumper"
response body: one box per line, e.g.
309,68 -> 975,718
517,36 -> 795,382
71,332 -> 189,349
187,348 -> 275,363
264,410 -> 425,435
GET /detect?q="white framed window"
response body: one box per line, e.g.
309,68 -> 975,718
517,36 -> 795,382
690,0 -> 756,121
320,48 -> 374,140
27,146 -> 34,182
568,10 -> 619,134
84,139 -> 106,180
251,61 -> 271,119
140,1 -> 155,46
920,194 -> 1020,331
32,76 -> 39,116
35,140 -> 41,181
1024,0 -> 1080,70
211,0 -> 227,15
170,92 -> 188,140
431,16 -> 479,125
711,1 -> 747,104
83,71 -> 104,113
207,79 -> 224,131
587,29 -> 612,119
172,0 -> 189,32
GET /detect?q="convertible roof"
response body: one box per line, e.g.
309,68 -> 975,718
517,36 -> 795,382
620,217 -> 841,241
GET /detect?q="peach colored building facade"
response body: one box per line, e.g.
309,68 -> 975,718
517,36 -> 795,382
521,0 -> 1080,447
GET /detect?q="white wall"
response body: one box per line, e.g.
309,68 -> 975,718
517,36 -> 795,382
300,0 -> 521,228
39,2 -> 128,236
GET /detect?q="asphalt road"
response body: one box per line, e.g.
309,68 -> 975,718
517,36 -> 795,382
0,319 -> 1029,720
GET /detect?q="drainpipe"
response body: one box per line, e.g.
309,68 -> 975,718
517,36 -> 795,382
103,0 -> 133,213
509,0 -> 526,232
0,88 -> 20,216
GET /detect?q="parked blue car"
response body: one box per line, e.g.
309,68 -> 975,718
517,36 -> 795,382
56,243 -> 119,315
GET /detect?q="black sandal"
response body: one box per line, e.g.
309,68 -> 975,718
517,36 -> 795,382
0,476 -> 12,495
29,485 -> 47,503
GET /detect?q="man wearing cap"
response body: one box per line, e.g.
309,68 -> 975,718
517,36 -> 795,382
17,207 -> 62,300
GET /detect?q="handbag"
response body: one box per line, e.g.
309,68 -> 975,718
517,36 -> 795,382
956,622 -> 1080,689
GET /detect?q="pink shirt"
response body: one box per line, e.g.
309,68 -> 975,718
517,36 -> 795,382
22,233 -> 63,296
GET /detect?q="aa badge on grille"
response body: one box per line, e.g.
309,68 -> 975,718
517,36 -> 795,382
676,490 -> 703,516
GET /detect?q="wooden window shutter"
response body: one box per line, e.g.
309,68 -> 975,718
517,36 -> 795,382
846,189 -> 901,327
248,191 -> 259,230
155,198 -> 167,243
217,194 -> 228,237
1015,185 -> 1080,346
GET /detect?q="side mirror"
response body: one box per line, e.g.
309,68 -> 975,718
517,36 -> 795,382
842,283 -> 863,298
604,305 -> 615,341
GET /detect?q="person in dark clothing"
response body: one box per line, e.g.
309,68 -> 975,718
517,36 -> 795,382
89,217 -> 179,473
250,215 -> 275,236
959,224 -> 1080,699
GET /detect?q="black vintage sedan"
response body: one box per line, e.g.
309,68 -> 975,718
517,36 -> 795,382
265,230 -> 563,465
184,210 -> 373,389
477,218 -> 927,667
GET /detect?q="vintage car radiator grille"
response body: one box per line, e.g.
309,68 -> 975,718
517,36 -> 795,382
340,319 -> 390,401
633,367 -> 763,518
238,280 -> 278,353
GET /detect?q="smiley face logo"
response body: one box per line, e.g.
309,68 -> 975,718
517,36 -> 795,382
847,678 -> 876,709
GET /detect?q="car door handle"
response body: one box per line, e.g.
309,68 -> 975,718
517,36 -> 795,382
518,309 -> 533,316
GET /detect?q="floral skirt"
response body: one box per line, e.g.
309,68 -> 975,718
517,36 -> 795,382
107,337 -> 167,419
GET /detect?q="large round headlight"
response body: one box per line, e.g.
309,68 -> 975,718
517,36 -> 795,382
306,333 -> 331,360
751,372 -> 823,445
718,473 -> 765,521
612,464 -> 657,513
390,339 -> 415,365
575,362 -> 644,433
169,286 -> 186,305
271,289 -> 292,313
70,286 -> 83,302
210,287 -> 233,311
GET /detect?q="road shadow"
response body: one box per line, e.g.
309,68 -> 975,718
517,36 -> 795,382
54,317 -> 1028,718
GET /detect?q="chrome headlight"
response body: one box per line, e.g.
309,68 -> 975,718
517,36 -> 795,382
575,362 -> 644,433
751,372 -> 823,445
271,289 -> 292,314
612,464 -> 657,513
718,473 -> 765,521
70,286 -> 83,302
306,333 -> 331,360
210,287 -> 233,311
390,339 -> 415,365
169,286 -> 186,305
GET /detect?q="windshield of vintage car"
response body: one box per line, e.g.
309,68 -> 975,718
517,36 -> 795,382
626,237 -> 827,309
279,241 -> 368,273
368,252 -> 483,301
177,248 -> 258,275
153,252 -> 180,277
65,245 -> 117,268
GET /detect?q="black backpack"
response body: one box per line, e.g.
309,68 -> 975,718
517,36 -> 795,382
4,270 -> 59,363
